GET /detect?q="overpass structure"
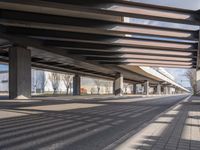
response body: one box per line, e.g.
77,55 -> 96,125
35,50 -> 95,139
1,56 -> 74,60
0,0 -> 197,99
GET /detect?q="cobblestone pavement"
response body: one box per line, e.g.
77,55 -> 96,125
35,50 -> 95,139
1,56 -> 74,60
0,95 -> 189,150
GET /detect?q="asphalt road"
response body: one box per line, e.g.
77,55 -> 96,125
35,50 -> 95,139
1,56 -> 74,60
0,95 -> 188,150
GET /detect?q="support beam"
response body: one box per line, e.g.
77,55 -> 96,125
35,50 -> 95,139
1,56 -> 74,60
73,74 -> 81,95
157,84 -> 161,95
9,46 -> 31,99
143,80 -> 149,95
114,73 -> 123,96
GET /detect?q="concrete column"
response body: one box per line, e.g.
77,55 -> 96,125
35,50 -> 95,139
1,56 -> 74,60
9,46 -> 31,99
157,84 -> 161,95
164,86 -> 168,94
143,81 -> 149,95
132,83 -> 137,94
196,69 -> 200,95
73,74 -> 81,95
114,73 -> 123,96
168,87 -> 171,94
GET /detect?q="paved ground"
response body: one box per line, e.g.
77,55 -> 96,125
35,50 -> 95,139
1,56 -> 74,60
109,95 -> 200,150
0,94 -> 192,150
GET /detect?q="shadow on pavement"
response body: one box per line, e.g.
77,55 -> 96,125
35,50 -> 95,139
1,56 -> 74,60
0,95 -> 188,150
113,96 -> 200,150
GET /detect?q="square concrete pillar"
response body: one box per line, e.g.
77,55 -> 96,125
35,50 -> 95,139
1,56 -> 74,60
163,86 -> 168,94
168,87 -> 171,94
9,46 -> 31,99
132,83 -> 137,94
114,73 -> 123,96
157,84 -> 161,95
144,81 -> 149,95
73,74 -> 81,95
196,69 -> 200,95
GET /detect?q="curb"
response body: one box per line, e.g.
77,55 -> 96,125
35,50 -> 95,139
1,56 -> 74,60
102,95 -> 191,150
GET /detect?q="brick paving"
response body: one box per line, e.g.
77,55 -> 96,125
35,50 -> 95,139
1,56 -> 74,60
113,96 -> 200,150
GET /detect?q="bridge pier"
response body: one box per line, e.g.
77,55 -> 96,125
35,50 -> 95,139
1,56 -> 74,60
9,46 -> 31,99
156,84 -> 161,95
114,73 -> 123,96
163,86 -> 169,95
196,69 -> 200,95
73,74 -> 81,95
163,86 -> 167,94
144,80 -> 149,95
132,83 -> 137,94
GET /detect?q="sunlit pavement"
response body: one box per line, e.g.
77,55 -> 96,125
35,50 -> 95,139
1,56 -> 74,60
0,94 -> 195,150
106,95 -> 200,150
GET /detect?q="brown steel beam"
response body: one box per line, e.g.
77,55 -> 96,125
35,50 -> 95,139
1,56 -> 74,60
99,59 -> 194,65
67,48 -> 195,57
0,18 -> 197,42
2,25 -> 196,50
84,54 -> 194,61
33,37 -> 196,50
0,9 -> 196,38
0,0 -> 199,25
124,63 -> 193,68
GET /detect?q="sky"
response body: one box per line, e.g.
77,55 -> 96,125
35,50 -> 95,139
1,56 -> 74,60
0,0 -> 199,88
0,64 -> 8,71
131,0 -> 200,10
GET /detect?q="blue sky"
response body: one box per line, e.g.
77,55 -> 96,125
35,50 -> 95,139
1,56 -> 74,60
132,0 -> 200,10
0,64 -> 8,71
165,68 -> 190,87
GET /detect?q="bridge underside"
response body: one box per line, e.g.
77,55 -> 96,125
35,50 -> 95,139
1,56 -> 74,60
0,0 -> 199,98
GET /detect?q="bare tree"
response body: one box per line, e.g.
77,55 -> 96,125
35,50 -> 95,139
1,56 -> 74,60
32,69 -> 44,93
49,72 -> 61,94
94,79 -> 101,94
185,69 -> 196,94
124,83 -> 131,94
62,74 -> 72,94
102,81 -> 112,94
36,70 -> 46,93
42,78 -> 48,93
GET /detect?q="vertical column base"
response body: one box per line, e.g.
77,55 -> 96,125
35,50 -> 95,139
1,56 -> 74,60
196,69 -> 200,95
114,73 -> 123,96
73,74 -> 81,96
9,46 -> 31,99
132,84 -> 137,94
163,86 -> 168,95
157,84 -> 161,95
144,81 -> 149,95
